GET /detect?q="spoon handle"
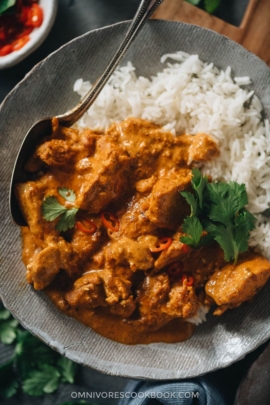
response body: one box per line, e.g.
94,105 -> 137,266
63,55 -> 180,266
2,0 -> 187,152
56,0 -> 164,126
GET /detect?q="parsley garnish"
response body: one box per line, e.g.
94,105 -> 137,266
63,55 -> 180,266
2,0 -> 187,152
42,193 -> 78,232
0,303 -> 78,399
180,168 -> 256,264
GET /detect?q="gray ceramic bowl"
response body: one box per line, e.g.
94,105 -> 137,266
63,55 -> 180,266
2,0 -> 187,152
0,20 -> 270,380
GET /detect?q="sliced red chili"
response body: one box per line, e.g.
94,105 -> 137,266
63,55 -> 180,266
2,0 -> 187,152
150,237 -> 173,252
101,212 -> 119,232
17,27 -> 33,39
76,218 -> 97,234
181,243 -> 191,254
26,4 -> 43,28
167,262 -> 183,277
12,35 -> 30,51
181,273 -> 194,286
0,45 -> 13,56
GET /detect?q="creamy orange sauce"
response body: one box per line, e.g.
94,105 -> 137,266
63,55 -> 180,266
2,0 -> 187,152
18,117 -> 270,345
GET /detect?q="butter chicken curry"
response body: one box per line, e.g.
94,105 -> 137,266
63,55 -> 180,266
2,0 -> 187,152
16,117 -> 270,344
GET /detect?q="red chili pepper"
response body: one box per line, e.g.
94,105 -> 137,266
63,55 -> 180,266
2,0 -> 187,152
181,243 -> 191,254
17,27 -> 33,38
12,35 -> 30,51
76,218 -> 97,234
26,3 -> 43,28
181,273 -> 194,286
167,262 -> 183,277
150,237 -> 173,252
0,44 -> 13,56
101,212 -> 119,232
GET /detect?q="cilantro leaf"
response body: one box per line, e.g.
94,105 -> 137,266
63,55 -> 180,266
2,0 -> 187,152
42,196 -> 67,221
180,168 -> 256,263
42,195 -> 79,232
22,364 -> 61,396
0,307 -> 11,320
58,187 -> 76,202
205,221 -> 236,262
0,318 -> 18,344
0,0 -> 16,15
15,331 -> 55,378
191,167 -> 208,210
57,356 -> 78,384
0,361 -> 19,398
205,181 -> 248,225
181,191 -> 198,217
56,208 -> 79,232
204,0 -> 221,13
181,216 -> 203,248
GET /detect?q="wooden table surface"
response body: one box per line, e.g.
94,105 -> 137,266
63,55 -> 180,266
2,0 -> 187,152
153,0 -> 270,65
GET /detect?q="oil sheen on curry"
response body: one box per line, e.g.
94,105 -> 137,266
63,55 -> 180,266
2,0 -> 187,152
16,118 -> 270,344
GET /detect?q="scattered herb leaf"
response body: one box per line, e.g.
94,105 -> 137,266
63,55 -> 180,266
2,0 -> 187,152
0,303 -> 80,399
42,192 -> 78,232
204,0 -> 221,13
0,318 -> 18,344
57,356 -> 78,384
185,0 -> 221,13
58,187 -> 76,202
0,307 -> 11,320
22,364 -> 61,396
56,208 -> 79,232
42,196 -> 67,221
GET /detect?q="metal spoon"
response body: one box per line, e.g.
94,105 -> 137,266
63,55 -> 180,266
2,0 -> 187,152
9,0 -> 164,226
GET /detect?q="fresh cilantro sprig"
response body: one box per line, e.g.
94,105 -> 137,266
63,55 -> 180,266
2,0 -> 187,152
42,188 -> 78,232
185,0 -> 221,13
180,168 -> 256,264
0,303 -> 78,399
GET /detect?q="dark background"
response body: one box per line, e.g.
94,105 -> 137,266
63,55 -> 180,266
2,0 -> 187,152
0,0 -> 264,404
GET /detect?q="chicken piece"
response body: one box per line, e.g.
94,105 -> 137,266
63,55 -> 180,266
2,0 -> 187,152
137,273 -> 172,329
113,194 -> 157,240
15,178 -> 58,240
154,232 -> 189,270
27,237 -> 78,290
76,137 -> 131,212
65,269 -> 136,318
36,139 -> 76,167
136,272 -> 199,329
163,282 -> 199,319
135,176 -> 156,193
205,252 -> 270,315
104,235 -> 155,271
188,133 -> 220,164
145,168 -> 192,229
70,216 -> 107,264
65,272 -> 105,308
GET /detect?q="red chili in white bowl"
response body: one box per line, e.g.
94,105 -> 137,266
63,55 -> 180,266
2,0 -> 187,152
0,0 -> 43,57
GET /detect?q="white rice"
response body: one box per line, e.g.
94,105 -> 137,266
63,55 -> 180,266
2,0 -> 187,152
73,51 -> 270,259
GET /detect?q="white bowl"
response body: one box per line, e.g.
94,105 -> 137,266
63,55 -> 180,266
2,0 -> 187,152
0,0 -> 57,69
